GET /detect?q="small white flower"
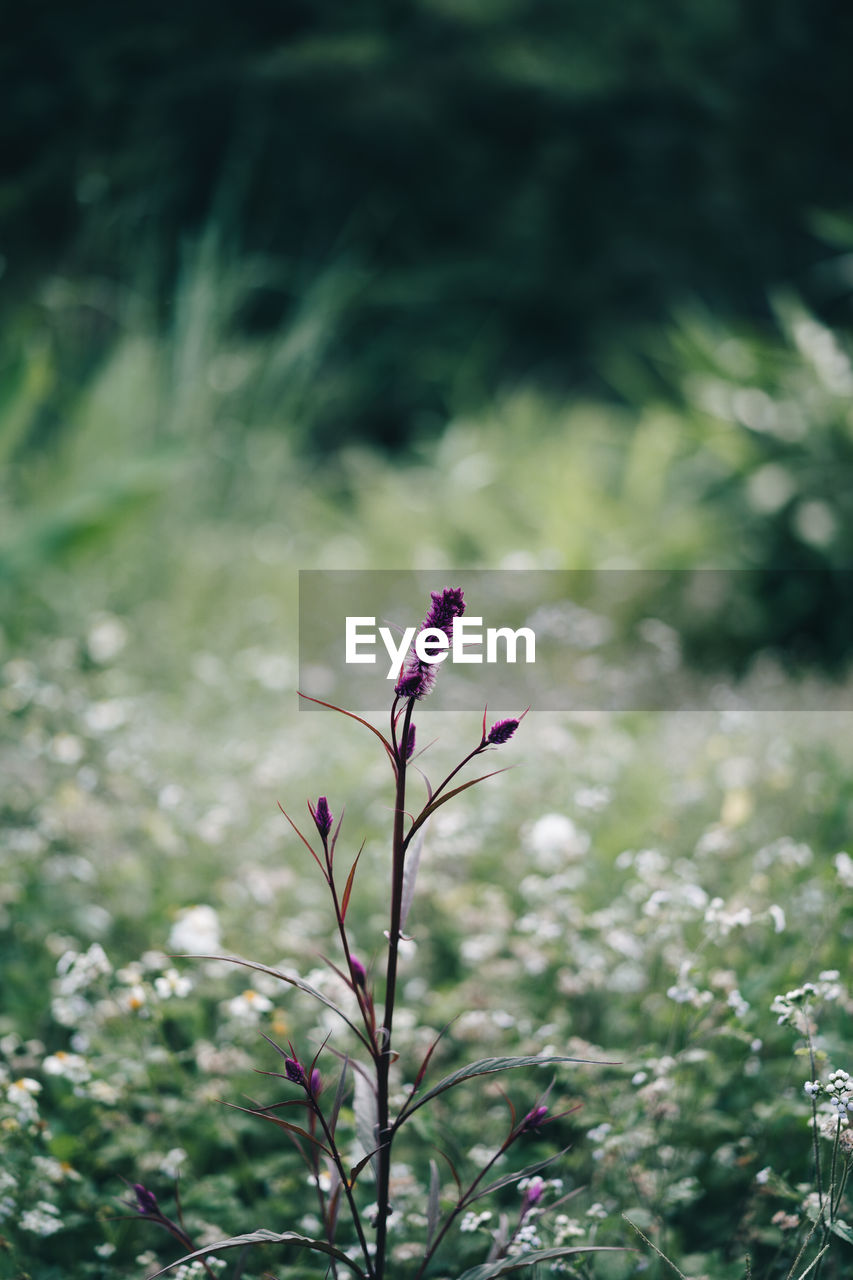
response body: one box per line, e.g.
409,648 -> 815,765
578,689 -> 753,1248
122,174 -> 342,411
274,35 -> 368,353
86,1079 -> 119,1104
168,905 -> 221,954
154,969 -> 193,999
43,1051 -> 91,1085
767,904 -> 786,933
224,989 -> 273,1022
7,1078 -> 42,1114
119,984 -> 148,1013
727,989 -> 750,1018
20,1201 -> 62,1236
160,1147 -> 188,1179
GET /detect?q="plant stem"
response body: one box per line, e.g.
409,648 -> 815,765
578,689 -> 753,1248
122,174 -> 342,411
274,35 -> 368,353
805,1006 -> 824,1212
312,1099 -> 376,1280
326,860 -> 378,1058
413,1135 -> 513,1280
375,697 -> 415,1280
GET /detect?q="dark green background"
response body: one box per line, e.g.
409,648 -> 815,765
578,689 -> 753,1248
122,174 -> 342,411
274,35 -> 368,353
4,0 -> 852,446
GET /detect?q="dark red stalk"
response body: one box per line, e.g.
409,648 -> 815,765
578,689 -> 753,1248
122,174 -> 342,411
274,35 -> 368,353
374,695 -> 416,1279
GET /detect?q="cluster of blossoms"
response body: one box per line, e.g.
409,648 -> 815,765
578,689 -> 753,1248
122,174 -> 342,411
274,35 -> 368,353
805,1069 -> 852,1121
19,1200 -> 63,1237
4,1077 -> 43,1131
51,942 -> 112,1027
770,972 -> 843,1028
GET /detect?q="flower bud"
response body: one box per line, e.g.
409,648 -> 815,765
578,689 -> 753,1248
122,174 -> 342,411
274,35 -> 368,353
133,1183 -> 160,1216
350,956 -> 367,988
521,1104 -> 548,1132
523,1176 -> 545,1209
285,1056 -> 306,1086
486,718 -> 519,745
311,797 -> 333,839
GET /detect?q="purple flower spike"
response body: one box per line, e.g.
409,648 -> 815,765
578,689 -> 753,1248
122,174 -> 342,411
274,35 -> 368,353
395,666 -> 435,700
311,796 -> 333,839
133,1183 -> 160,1216
395,587 -> 466,700
486,718 -> 519,745
521,1104 -> 549,1132
404,724 -> 417,761
285,1056 -> 306,1086
309,1067 -> 323,1098
350,956 -> 367,988
423,586 -> 466,634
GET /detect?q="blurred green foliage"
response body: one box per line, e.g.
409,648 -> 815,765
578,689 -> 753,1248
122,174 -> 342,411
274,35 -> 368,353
4,244 -> 853,674
3,0 -> 853,445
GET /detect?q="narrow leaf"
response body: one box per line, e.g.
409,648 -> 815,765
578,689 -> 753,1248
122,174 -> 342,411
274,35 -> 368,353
350,1146 -> 382,1184
469,1147 -> 573,1203
327,1174 -> 343,1235
411,1019 -> 457,1091
455,1246 -> 624,1280
408,770 -> 510,840
353,1066 -> 379,1176
330,1058 -> 350,1138
400,817 -> 428,932
145,1229 -> 363,1278
277,803 -> 326,875
400,1054 -> 606,1120
218,1100 -> 331,1156
329,807 -> 345,861
426,1159 -> 441,1248
341,841 -> 366,922
176,954 -> 369,1049
298,692 -> 396,764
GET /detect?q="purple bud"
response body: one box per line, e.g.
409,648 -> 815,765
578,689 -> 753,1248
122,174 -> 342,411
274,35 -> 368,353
486,718 -> 519,745
404,724 -> 416,761
311,797 -> 333,838
133,1183 -> 160,1216
350,956 -> 367,988
285,1056 -> 306,1086
523,1176 -> 545,1209
309,1067 -> 323,1098
521,1105 -> 549,1132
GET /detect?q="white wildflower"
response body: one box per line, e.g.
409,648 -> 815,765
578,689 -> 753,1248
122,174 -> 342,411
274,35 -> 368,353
154,969 -> 193,999
168,905 -> 221,954
20,1201 -> 62,1236
160,1148 -> 188,1178
224,989 -> 272,1021
43,1051 -> 92,1085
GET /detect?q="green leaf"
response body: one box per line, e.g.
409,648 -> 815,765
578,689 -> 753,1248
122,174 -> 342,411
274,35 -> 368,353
456,1245 -> 624,1279
802,1198 -> 853,1244
145,1228 -> 364,1278
830,1218 -> 853,1246
469,1147 -> 572,1203
399,1054 -> 607,1121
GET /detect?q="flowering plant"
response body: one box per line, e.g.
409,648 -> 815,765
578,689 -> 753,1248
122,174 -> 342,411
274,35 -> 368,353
132,588 -> 615,1280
